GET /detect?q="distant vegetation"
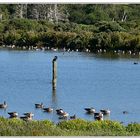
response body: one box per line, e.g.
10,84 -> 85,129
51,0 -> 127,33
1,4 -> 140,52
0,117 -> 140,136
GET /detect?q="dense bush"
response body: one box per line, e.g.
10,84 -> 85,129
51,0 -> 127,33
57,119 -> 127,136
1,19 -> 140,52
0,117 -> 140,136
126,123 -> 140,135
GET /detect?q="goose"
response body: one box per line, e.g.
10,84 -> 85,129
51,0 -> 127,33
70,114 -> 76,119
94,112 -> 103,117
94,112 -> 103,121
20,116 -> 33,121
20,112 -> 34,121
0,101 -> 7,109
58,112 -> 69,119
35,103 -> 44,108
56,109 -> 64,115
23,112 -> 34,117
43,107 -> 53,113
94,115 -> 103,121
85,107 -> 95,114
8,112 -> 18,118
100,109 -> 110,115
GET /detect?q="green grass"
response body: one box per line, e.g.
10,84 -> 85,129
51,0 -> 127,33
0,117 -> 140,136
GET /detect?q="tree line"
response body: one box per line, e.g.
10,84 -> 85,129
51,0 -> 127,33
1,4 -> 140,52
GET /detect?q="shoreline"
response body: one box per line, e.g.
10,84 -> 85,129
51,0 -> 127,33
1,46 -> 140,56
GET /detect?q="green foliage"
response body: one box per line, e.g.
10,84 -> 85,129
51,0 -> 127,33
58,119 -> 89,131
1,5 -> 140,51
1,18 -> 140,52
98,22 -> 126,32
126,123 -> 140,135
0,117 -> 140,136
57,119 -> 126,135
1,4 -> 140,23
66,4 -> 140,24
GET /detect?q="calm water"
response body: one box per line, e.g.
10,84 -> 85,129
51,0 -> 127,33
0,50 -> 140,125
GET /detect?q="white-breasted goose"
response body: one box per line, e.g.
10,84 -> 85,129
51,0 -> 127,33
100,109 -> 110,115
85,107 -> 95,114
8,112 -> 18,118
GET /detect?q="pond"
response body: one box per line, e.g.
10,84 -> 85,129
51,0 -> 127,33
0,50 -> 140,125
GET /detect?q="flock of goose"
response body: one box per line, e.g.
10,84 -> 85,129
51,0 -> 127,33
34,103 -> 111,121
84,107 -> 110,121
0,101 -> 111,122
0,101 -> 34,121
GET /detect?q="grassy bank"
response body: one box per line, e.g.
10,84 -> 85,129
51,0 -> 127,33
0,117 -> 140,136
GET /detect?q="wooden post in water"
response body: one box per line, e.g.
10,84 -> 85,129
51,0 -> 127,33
52,56 -> 58,90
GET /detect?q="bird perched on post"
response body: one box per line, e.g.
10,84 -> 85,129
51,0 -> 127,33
53,56 -> 58,62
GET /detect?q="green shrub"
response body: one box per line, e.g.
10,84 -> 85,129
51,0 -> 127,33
0,117 -> 140,136
126,123 -> 140,136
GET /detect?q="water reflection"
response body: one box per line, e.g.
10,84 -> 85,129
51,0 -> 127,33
51,89 -> 58,123
52,89 -> 57,108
